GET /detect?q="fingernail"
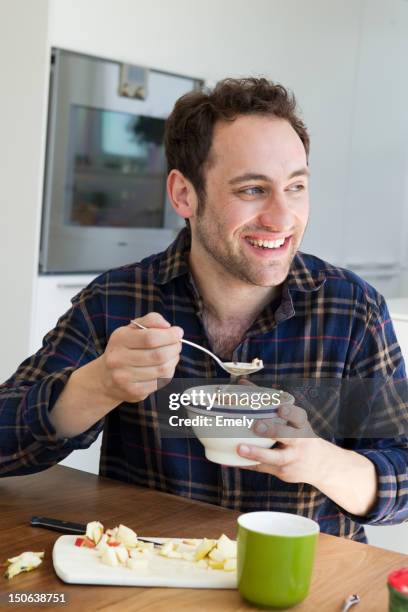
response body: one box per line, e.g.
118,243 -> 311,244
255,422 -> 268,434
175,327 -> 184,339
239,444 -> 251,456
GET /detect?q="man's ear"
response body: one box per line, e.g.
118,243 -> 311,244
167,169 -> 198,221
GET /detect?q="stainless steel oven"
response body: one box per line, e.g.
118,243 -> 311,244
40,48 -> 202,273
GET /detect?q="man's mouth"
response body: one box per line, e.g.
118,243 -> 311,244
244,235 -> 292,252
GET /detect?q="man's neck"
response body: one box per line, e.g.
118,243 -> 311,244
188,249 -> 280,326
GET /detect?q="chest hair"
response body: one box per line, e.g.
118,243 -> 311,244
202,310 -> 252,360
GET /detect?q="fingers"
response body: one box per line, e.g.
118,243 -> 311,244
106,361 -> 178,403
101,312 -> 184,404
252,415 -> 315,442
115,313 -> 184,350
237,377 -> 258,387
250,402 -> 314,443
126,312 -> 184,349
237,443 -> 295,467
127,325 -> 183,349
120,357 -> 180,382
107,343 -> 182,369
135,312 -> 171,329
252,418 -> 302,440
236,381 -> 306,429
277,404 -> 308,428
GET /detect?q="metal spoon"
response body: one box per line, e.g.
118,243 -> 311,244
130,319 -> 264,377
342,594 -> 360,611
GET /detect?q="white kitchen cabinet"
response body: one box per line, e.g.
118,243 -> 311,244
342,265 -> 403,301
30,275 -> 97,354
342,0 -> 408,297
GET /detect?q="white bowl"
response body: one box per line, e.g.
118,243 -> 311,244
184,384 -> 294,467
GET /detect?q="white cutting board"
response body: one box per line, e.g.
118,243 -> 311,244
53,536 -> 236,589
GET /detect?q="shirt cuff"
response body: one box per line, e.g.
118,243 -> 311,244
339,448 -> 400,525
23,367 -> 104,452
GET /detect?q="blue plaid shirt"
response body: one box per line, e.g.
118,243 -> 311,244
1,228 -> 407,542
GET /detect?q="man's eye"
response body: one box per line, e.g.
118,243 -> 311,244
287,183 -> 305,192
240,186 -> 264,196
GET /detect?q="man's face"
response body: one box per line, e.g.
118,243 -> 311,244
190,115 -> 310,287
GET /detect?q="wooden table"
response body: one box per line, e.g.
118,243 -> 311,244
0,466 -> 406,611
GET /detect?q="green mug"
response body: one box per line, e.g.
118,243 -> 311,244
237,511 -> 319,608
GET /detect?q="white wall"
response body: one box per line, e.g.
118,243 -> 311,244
0,0 -> 50,380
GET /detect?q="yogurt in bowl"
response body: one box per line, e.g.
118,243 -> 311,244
183,384 -> 295,466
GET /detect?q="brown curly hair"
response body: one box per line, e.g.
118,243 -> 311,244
164,77 -> 310,203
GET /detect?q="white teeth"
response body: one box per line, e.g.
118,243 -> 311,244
247,238 -> 285,249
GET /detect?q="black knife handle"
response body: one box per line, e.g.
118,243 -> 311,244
30,516 -> 160,547
30,516 -> 87,534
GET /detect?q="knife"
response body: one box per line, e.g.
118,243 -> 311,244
30,516 -> 160,546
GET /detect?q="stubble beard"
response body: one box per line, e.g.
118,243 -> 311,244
195,208 -> 298,288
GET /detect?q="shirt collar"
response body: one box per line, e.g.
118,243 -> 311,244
285,251 -> 326,293
155,228 -> 326,294
154,227 -> 191,285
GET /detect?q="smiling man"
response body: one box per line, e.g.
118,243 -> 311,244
1,78 -> 407,543
171,113 -> 310,358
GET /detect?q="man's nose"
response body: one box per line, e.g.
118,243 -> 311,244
256,193 -> 294,231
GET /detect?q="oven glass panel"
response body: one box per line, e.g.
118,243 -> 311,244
66,105 -> 167,228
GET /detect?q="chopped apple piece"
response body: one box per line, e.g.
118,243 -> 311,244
136,541 -> 154,551
99,546 -> 119,567
223,558 -> 237,572
85,521 -> 104,545
107,538 -> 121,546
116,524 -> 138,548
208,558 -> 224,570
216,534 -> 237,559
165,549 -> 183,559
159,540 -> 174,557
159,540 -> 186,559
4,551 -> 44,580
175,541 -> 194,552
95,533 -> 109,551
194,538 -> 216,561
117,545 -> 130,564
209,547 -> 225,562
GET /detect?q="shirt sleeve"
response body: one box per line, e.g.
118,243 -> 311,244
340,292 -> 408,525
0,280 -> 107,477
